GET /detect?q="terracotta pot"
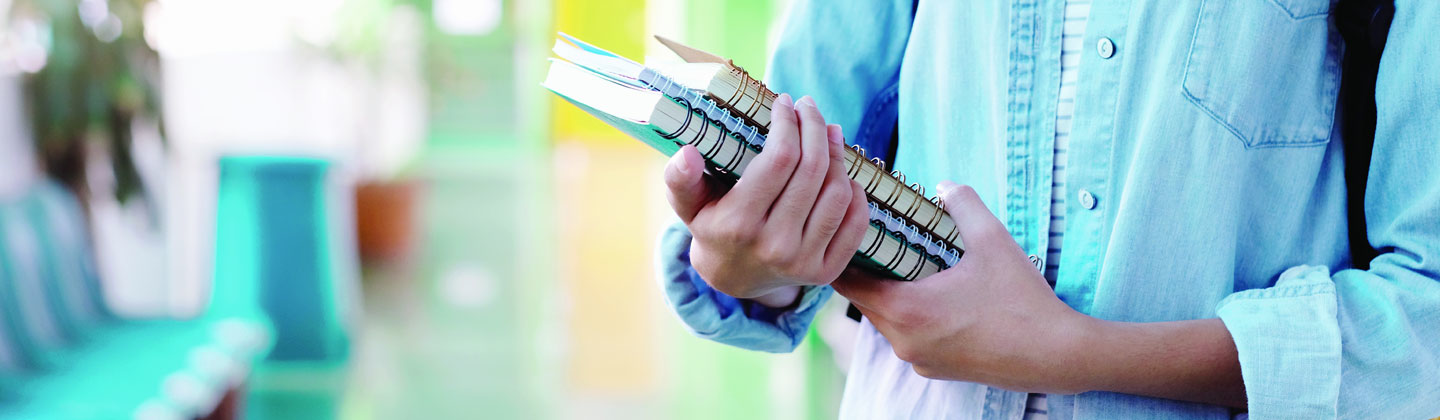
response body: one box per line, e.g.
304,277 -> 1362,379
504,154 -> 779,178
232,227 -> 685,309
354,179 -> 421,263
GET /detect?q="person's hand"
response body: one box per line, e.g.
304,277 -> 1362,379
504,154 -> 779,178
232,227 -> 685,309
831,181 -> 1094,393
664,93 -> 870,304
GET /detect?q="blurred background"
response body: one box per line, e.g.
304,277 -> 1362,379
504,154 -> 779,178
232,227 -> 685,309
0,0 -> 856,418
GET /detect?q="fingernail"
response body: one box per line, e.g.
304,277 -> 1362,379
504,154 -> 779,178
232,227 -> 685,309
796,95 -> 815,109
773,93 -> 793,118
675,151 -> 692,176
826,124 -> 843,145
936,180 -> 958,195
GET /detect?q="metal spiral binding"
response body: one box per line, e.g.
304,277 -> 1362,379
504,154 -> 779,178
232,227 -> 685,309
641,68 -> 765,150
724,63 -> 770,128
655,97 -> 749,174
656,97 -> 696,141
848,141 -> 964,249
868,202 -> 961,269
851,145 -> 940,204
642,67 -> 962,268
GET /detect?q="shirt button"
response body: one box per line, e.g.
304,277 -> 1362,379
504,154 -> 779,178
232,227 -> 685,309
1097,37 -> 1116,59
1077,189 -> 1097,210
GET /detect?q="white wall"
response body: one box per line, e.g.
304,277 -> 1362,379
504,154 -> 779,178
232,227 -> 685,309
152,2 -> 425,316
0,75 -> 38,199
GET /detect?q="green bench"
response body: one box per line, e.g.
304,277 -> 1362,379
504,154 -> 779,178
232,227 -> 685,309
0,179 -> 272,419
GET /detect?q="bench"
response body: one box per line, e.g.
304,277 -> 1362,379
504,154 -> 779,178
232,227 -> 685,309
0,179 -> 272,419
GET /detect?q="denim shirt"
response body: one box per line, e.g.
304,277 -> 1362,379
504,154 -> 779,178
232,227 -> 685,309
654,0 -> 1440,418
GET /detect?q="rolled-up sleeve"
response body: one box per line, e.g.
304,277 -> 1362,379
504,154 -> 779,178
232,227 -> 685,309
1217,2 -> 1440,418
656,223 -> 832,353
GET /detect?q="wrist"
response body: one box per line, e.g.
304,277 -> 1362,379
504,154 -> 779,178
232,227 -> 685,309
1046,313 -> 1116,395
751,286 -> 804,309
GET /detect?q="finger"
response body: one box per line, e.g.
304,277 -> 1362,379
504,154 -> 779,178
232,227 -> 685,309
822,179 -> 871,270
802,124 -> 855,249
719,93 -> 800,221
767,96 -> 830,229
935,181 -> 1005,245
831,269 -> 906,315
663,145 -> 713,224
827,123 -> 846,154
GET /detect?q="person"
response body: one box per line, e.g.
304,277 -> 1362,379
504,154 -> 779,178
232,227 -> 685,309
654,0 -> 1440,419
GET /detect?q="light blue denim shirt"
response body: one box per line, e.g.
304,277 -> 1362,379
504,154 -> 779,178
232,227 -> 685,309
655,0 -> 1440,418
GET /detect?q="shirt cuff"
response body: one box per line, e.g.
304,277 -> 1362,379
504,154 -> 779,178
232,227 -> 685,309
654,223 -> 832,353
1215,265 -> 1342,419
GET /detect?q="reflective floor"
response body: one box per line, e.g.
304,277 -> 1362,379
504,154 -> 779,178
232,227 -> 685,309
245,146 -> 848,419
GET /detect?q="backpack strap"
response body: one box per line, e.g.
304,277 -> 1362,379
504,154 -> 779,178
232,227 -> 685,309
1335,0 -> 1395,269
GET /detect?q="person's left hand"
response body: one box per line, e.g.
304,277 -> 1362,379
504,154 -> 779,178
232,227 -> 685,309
832,180 -> 1097,394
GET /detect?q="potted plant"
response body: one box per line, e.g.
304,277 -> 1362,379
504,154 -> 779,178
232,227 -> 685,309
315,0 -> 427,265
8,0 -> 161,208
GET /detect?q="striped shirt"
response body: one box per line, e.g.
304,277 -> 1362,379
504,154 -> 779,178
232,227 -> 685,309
1028,1 -> 1090,419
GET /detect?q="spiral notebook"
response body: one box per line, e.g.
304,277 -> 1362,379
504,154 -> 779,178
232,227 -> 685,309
647,35 -> 963,256
544,33 -> 961,281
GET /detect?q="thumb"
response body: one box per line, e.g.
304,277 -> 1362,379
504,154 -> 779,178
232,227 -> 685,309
935,181 -> 1004,243
664,145 -> 712,224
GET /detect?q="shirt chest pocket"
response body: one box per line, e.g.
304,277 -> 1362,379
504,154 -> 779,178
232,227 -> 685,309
1182,0 -> 1341,148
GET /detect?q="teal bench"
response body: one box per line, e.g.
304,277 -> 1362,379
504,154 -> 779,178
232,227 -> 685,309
0,179 -> 273,419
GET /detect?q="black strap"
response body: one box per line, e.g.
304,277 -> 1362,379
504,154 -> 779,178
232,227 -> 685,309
1335,0 -> 1395,270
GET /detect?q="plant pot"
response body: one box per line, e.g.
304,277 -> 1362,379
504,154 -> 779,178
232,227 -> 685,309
353,179 -> 421,263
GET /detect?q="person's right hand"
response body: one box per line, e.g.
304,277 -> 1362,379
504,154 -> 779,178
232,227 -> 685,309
663,93 -> 871,306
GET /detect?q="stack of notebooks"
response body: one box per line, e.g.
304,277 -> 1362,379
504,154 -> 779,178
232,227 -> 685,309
544,33 -> 964,281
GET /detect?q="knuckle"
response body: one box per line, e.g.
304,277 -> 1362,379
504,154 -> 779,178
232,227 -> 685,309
705,222 -> 752,245
796,156 -> 827,179
812,208 -> 845,239
835,179 -> 855,203
771,105 -> 799,126
797,104 -> 825,126
767,147 -> 800,170
824,183 -> 853,213
725,226 -> 758,244
817,215 -> 845,239
757,239 -> 798,267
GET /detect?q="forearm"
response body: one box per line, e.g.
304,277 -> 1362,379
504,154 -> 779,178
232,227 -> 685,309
1073,317 -> 1246,408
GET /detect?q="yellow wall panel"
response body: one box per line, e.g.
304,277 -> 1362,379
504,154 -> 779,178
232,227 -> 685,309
553,140 -> 662,395
551,0 -> 649,145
